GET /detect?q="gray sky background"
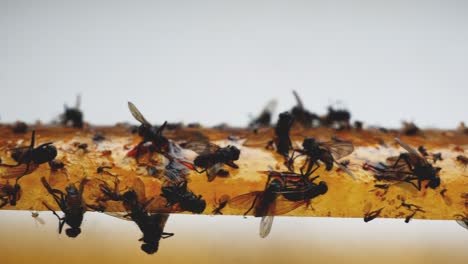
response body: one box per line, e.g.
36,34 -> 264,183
1,0 -> 467,128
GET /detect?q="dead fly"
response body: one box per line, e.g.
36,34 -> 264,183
287,137 -> 355,179
97,178 -> 174,254
31,211 -> 46,226
178,141 -> 240,181
321,106 -> 351,130
364,207 -> 384,222
397,198 -> 425,223
417,145 -> 443,163
160,181 -> 206,214
0,180 -> 21,208
127,102 -> 171,161
401,121 -> 419,136
248,99 -> 278,130
290,91 -> 320,128
212,194 -> 230,215
12,121 -> 28,134
266,111 -> 294,158
454,213 -> 468,230
456,155 -> 468,169
61,95 -> 84,128
0,130 -> 57,181
41,177 -> 89,237
363,138 -> 441,191
229,170 -> 328,238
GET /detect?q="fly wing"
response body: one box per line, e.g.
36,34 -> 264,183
128,102 -> 152,127
229,191 -> 263,211
292,90 -> 304,109
0,163 -> 38,179
207,163 -> 223,182
263,99 -> 278,115
105,212 -> 133,221
154,213 -> 170,230
394,138 -> 428,164
456,220 -> 468,230
268,196 -> 307,216
132,177 -> 147,203
335,161 -> 356,180
320,141 -> 354,161
259,216 -> 274,238
75,94 -> 81,109
181,141 -> 220,155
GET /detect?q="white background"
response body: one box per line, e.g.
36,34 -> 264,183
1,0 -> 467,128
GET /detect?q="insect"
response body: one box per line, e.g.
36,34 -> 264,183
41,177 -> 88,238
12,121 -> 28,134
363,138 -> 441,191
160,181 -> 206,214
31,211 -> 46,226
61,95 -> 84,128
454,213 -> 468,230
290,91 -> 320,128
401,121 -> 419,136
212,194 -> 230,215
0,180 -> 21,208
266,112 -> 295,158
321,106 -> 351,130
456,155 -> 468,169
248,99 -> 278,130
0,130 -> 57,181
287,137 -> 355,179
417,145 -> 442,163
230,170 -> 328,238
178,141 -> 240,181
364,207 -> 384,222
127,102 -> 171,161
98,177 -> 175,254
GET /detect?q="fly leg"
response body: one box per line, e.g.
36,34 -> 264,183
161,232 -> 174,239
0,196 -> 8,208
42,201 -> 66,234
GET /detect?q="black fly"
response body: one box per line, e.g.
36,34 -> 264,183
61,95 -> 84,128
41,177 -> 88,237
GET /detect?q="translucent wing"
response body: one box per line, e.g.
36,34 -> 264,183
132,177 -> 147,203
259,216 -> 274,238
153,213 -> 170,230
0,163 -> 38,179
181,141 -> 220,155
320,141 -> 354,160
335,161 -> 356,180
207,163 -> 223,182
105,212 -> 132,221
75,94 -> 81,109
229,191 -> 263,210
394,138 -> 422,158
128,102 -> 152,127
456,220 -> 468,230
268,196 -> 306,216
292,90 -> 304,109
263,99 -> 278,115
